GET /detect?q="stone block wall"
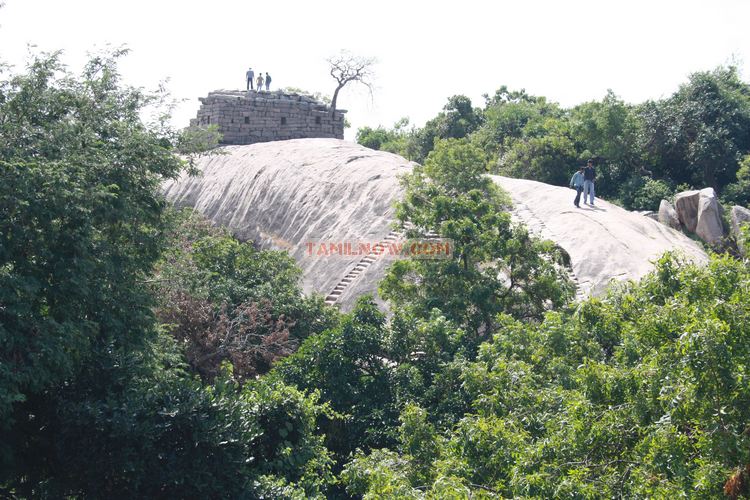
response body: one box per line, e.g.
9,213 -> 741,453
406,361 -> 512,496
190,90 -> 347,145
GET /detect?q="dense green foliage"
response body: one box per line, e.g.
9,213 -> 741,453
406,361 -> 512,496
0,52 -> 334,498
4,50 -> 750,499
723,154 -> 750,208
342,253 -> 750,498
358,67 -> 750,213
0,49 -> 182,440
355,117 -> 415,158
382,138 -> 574,333
270,138 -> 573,492
154,209 -> 336,380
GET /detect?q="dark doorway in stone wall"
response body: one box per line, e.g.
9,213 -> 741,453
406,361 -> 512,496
244,116 -> 250,124
315,116 -> 322,125
281,117 -> 287,125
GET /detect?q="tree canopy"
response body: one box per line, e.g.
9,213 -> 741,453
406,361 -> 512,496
0,51 -> 335,498
357,65 -> 750,213
4,49 -> 750,498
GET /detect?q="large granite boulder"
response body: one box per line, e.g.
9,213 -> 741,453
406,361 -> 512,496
163,139 -> 414,311
674,189 -> 700,232
162,139 -> 709,307
658,200 -> 681,230
731,205 -> 750,251
694,188 -> 726,246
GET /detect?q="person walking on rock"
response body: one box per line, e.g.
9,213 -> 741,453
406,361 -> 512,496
256,73 -> 264,92
570,166 -> 585,208
583,159 -> 596,205
246,67 -> 255,91
265,72 -> 272,91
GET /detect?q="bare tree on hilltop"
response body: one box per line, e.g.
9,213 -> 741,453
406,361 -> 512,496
327,50 -> 376,120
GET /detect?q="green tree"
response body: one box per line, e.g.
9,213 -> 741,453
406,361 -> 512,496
345,253 -> 750,498
411,95 -> 484,162
382,138 -> 574,336
0,50 -> 183,435
723,153 -> 750,207
356,117 -> 416,159
8,368 -> 333,498
496,120 -> 578,186
0,51 -> 336,497
639,66 -> 750,191
568,90 -> 643,198
271,297 -> 397,462
473,86 -> 562,157
619,176 -> 674,211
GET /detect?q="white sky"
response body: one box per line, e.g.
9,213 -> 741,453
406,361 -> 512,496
1,0 -> 748,140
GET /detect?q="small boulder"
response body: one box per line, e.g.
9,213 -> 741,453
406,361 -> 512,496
695,188 -> 725,246
674,189 -> 700,232
658,200 -> 681,230
731,205 -> 750,251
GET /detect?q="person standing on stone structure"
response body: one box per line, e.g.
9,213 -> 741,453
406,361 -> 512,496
583,159 -> 596,205
265,73 -> 272,91
256,73 -> 264,92
246,67 -> 255,90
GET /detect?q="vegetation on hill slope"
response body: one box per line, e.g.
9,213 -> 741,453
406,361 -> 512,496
2,51 -> 750,498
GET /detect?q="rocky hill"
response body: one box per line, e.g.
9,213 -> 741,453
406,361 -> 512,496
163,139 -> 413,310
163,139 -> 708,310
491,176 -> 708,297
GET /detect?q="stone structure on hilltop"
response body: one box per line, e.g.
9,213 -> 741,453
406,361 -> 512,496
190,90 -> 347,145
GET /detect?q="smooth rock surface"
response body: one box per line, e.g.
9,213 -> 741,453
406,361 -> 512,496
674,189 -> 700,232
491,176 -> 708,297
162,139 -> 709,308
695,188 -> 726,246
163,139 -> 414,311
731,205 -> 750,251
658,200 -> 681,230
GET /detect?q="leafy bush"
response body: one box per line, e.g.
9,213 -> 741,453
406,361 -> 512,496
154,209 -> 338,381
496,133 -> 578,186
620,176 -> 674,211
343,253 -> 750,497
5,370 -> 333,498
722,154 -> 750,207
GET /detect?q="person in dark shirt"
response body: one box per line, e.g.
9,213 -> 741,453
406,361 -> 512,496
246,67 -> 255,90
583,159 -> 596,205
265,73 -> 272,91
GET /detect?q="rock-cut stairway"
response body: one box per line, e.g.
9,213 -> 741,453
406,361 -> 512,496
324,228 -> 404,306
323,226 -> 441,306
